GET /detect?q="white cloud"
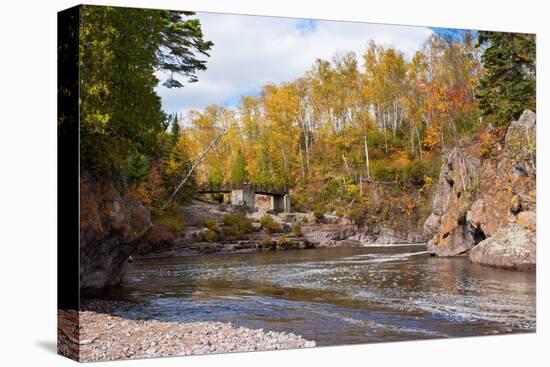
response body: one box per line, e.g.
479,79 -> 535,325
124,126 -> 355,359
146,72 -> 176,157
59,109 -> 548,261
156,12 -> 434,117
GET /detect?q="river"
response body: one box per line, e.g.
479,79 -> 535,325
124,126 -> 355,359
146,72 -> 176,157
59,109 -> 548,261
102,245 -> 536,346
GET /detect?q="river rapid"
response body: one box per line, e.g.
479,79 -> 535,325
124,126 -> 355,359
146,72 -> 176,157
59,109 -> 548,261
101,245 -> 535,346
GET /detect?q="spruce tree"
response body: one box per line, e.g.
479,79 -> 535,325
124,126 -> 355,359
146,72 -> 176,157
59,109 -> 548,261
476,31 -> 536,125
171,114 -> 181,148
126,152 -> 150,185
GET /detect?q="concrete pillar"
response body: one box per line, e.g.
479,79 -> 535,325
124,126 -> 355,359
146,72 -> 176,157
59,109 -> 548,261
283,194 -> 291,212
231,189 -> 255,208
272,194 -> 291,212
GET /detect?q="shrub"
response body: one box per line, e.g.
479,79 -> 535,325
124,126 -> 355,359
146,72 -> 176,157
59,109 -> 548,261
312,203 -> 326,221
260,214 -> 281,233
478,130 -> 499,158
202,229 -> 219,243
203,218 -> 221,232
152,205 -> 185,235
347,205 -> 367,225
261,236 -> 274,247
277,236 -> 290,246
222,213 -> 254,234
291,223 -> 303,236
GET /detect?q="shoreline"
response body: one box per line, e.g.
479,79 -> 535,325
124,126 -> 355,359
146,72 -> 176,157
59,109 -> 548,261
58,301 -> 315,362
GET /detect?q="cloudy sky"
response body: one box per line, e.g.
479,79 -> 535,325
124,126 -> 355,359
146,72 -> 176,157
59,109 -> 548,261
156,12 -> 438,120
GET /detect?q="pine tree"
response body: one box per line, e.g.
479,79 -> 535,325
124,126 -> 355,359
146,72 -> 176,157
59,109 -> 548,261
476,31 -> 536,125
229,148 -> 249,184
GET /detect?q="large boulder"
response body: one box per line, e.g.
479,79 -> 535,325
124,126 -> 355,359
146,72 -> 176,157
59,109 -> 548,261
469,225 -> 535,272
80,172 -> 152,295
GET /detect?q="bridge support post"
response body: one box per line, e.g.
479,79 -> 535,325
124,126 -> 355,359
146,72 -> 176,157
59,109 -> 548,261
283,194 -> 291,212
230,189 -> 255,208
272,194 -> 291,212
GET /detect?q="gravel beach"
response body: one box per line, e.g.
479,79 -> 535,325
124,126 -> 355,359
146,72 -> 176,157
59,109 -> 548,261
58,305 -> 315,362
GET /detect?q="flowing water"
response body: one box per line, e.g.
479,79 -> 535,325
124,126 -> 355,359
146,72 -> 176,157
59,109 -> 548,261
103,245 -> 536,345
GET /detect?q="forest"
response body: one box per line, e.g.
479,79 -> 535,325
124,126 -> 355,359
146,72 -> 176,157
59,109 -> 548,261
75,6 -> 536,229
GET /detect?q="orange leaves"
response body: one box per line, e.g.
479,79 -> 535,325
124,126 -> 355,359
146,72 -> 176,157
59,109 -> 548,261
478,127 -> 505,158
128,162 -> 166,208
423,124 -> 441,151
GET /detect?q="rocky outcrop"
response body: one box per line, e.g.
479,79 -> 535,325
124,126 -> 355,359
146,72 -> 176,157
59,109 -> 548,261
302,223 -> 427,247
424,146 -> 482,255
372,227 -> 428,244
425,110 -> 536,270
469,225 -> 536,271
301,224 -> 359,247
80,172 -> 152,295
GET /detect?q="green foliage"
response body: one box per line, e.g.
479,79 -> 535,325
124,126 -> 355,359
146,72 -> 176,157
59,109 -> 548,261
291,223 -> 303,236
260,214 -> 281,233
160,139 -> 196,204
152,205 -> 185,234
208,165 -> 224,185
202,218 -> 221,232
312,203 -> 326,221
77,5 -> 212,174
347,204 -> 367,225
126,152 -> 150,185
229,148 -> 249,184
253,144 -> 275,185
476,31 -> 536,125
506,126 -> 536,167
202,229 -> 219,243
370,157 -> 440,188
222,213 -> 254,236
170,114 -> 181,148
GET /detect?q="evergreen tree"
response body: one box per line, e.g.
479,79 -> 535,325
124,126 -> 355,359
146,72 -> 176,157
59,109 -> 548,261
254,145 -> 274,185
171,114 -> 181,148
229,148 -> 249,184
126,152 -> 150,185
476,31 -> 536,125
78,6 -> 213,173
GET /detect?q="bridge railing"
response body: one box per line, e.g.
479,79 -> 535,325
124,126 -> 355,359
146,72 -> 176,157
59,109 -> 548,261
197,182 -> 289,195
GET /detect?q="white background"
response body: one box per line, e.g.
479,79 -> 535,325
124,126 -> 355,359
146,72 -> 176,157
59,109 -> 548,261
0,0 -> 548,366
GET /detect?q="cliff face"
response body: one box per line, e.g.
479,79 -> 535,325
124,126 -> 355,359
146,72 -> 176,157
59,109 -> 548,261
80,172 -> 152,295
425,110 -> 536,271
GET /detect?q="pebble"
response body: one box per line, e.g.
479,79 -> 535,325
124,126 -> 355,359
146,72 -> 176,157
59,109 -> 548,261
58,300 -> 316,362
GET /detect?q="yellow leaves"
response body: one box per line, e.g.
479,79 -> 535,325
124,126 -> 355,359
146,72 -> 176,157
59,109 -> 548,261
83,112 -> 111,133
393,151 -> 411,168
422,124 -> 441,151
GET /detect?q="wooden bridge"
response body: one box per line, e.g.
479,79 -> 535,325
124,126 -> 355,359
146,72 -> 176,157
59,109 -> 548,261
197,182 -> 289,196
197,182 -> 291,212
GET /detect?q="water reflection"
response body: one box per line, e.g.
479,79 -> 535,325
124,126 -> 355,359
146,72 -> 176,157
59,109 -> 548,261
101,245 -> 536,345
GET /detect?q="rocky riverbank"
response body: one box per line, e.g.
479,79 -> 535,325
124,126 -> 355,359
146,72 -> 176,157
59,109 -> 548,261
79,171 -> 152,296
425,110 -> 536,271
58,301 -> 315,362
137,205 -> 428,259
